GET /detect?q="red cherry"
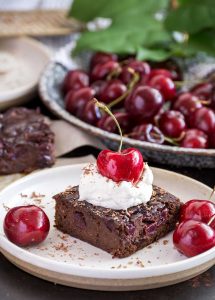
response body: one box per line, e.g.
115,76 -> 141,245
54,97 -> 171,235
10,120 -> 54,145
99,79 -> 127,104
119,59 -> 150,85
149,75 -> 176,101
158,110 -> 186,138
173,219 -> 215,257
97,112 -> 131,134
180,129 -> 208,149
63,70 -> 89,94
97,148 -> 144,184
144,68 -> 173,84
125,86 -> 164,120
65,87 -> 95,118
90,80 -> 106,98
91,61 -> 120,82
189,107 -> 215,134
4,205 -> 50,247
180,200 -> 215,223
191,82 -> 213,100
81,101 -> 101,125
173,93 -> 202,120
90,52 -> 117,69
129,123 -> 165,144
209,215 -> 215,229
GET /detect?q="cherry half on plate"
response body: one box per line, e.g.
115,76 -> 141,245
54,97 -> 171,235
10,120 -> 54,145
4,205 -> 50,247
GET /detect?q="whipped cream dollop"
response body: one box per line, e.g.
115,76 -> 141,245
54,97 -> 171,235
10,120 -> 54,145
79,163 -> 153,210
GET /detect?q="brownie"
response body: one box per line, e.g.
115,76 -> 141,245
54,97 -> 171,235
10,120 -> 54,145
0,107 -> 55,175
54,185 -> 182,258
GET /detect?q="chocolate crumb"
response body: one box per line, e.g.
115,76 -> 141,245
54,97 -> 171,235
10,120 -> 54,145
54,243 -> 68,252
163,240 -> 169,245
20,193 -> 28,198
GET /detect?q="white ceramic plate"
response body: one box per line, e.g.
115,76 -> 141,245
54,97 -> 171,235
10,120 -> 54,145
0,37 -> 51,110
0,164 -> 214,291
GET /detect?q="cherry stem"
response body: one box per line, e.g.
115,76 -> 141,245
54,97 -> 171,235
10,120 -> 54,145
174,79 -> 207,88
208,214 -> 215,226
107,68 -> 140,109
209,186 -> 215,201
106,67 -> 121,81
94,98 -> 123,152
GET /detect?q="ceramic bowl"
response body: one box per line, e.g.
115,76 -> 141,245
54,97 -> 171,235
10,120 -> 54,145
39,41 -> 215,168
0,37 -> 51,110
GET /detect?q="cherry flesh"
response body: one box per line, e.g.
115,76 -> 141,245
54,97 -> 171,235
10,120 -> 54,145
97,147 -> 144,184
4,205 -> 50,247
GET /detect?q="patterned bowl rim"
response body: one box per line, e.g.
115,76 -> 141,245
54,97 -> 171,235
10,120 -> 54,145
39,61 -> 215,157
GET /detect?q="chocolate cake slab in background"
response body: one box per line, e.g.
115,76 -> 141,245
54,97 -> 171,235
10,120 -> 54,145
54,185 -> 182,258
0,107 -> 55,174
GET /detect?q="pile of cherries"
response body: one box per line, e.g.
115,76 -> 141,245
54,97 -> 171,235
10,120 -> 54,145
173,196 -> 215,257
63,52 -> 215,149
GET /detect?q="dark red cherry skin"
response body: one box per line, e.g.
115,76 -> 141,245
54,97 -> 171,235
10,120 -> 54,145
180,200 -> 215,223
90,80 -> 106,98
180,129 -> 208,149
97,148 -> 144,184
99,79 -> 127,104
97,112 -> 131,134
4,205 -> 50,247
63,70 -> 89,94
65,87 -> 95,118
81,101 -> 101,125
173,93 -> 202,120
119,60 -> 151,85
90,52 -> 118,69
209,130 -> 215,148
149,75 -> 176,101
191,82 -> 213,100
173,219 -> 215,257
125,86 -> 164,120
90,61 -> 120,82
189,107 -> 215,134
129,123 -> 164,144
210,88 -> 215,110
148,69 -> 173,80
158,110 -> 186,138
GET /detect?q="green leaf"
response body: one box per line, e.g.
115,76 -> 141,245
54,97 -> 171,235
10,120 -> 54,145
74,18 -> 171,57
136,48 -> 172,61
69,0 -> 169,22
165,0 -> 215,34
